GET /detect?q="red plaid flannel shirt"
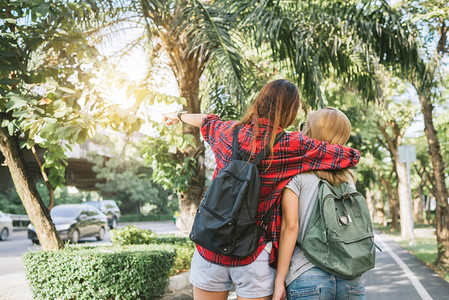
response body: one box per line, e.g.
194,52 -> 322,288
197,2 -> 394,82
198,114 -> 360,267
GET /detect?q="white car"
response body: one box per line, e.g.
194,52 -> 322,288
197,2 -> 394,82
0,211 -> 13,241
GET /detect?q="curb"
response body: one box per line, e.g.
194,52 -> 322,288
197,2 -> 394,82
158,271 -> 193,300
167,270 -> 192,292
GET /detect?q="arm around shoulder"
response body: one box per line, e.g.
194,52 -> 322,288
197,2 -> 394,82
294,131 -> 360,170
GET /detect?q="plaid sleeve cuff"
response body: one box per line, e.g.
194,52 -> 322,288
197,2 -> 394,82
200,114 -> 222,145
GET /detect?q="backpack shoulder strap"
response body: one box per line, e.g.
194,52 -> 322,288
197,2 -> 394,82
260,198 -> 278,230
232,127 -> 286,164
319,179 -> 338,195
231,126 -> 243,160
252,131 -> 286,166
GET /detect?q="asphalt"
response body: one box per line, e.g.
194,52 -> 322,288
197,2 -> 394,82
1,228 -> 449,300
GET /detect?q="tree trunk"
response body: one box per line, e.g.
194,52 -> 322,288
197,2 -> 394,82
396,160 -> 413,239
372,188 -> 386,225
365,187 -> 376,222
381,176 -> 400,232
415,185 -> 424,223
412,19 -> 449,264
0,126 -> 63,250
377,199 -> 386,226
418,94 -> 449,265
389,195 -> 400,232
31,146 -> 54,210
174,59 -> 206,232
377,122 -> 412,234
426,195 -> 433,225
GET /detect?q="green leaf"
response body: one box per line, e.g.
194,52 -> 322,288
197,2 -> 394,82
134,89 -> 148,105
55,126 -> 79,139
76,129 -> 88,144
52,100 -> 67,111
39,122 -> 59,137
59,87 -> 76,94
54,110 -> 67,118
3,18 -> 17,24
19,141 -> 28,149
183,134 -> 196,148
43,117 -> 57,124
7,122 -> 14,136
34,3 -> 49,17
5,96 -> 27,112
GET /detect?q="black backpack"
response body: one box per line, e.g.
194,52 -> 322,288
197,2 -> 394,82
189,126 -> 285,258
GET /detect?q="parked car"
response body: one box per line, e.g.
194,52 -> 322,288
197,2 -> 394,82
28,204 -> 108,244
84,200 -> 120,229
0,210 -> 13,241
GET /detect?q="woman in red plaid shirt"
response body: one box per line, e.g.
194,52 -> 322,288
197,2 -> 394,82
163,79 -> 360,300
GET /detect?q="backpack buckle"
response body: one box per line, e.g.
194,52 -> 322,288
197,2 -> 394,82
260,220 -> 268,230
338,215 -> 352,225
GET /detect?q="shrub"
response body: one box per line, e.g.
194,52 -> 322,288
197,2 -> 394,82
152,235 -> 192,245
22,245 -> 176,300
110,225 -> 156,245
111,228 -> 195,275
152,235 -> 195,275
170,243 -> 195,275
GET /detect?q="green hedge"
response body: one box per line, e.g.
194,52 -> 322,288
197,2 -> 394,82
22,245 -> 176,300
110,225 -> 156,245
153,235 -> 192,245
111,227 -> 195,275
119,214 -> 174,222
154,235 -> 195,275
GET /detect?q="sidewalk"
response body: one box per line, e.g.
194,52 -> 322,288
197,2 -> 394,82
0,271 -> 33,300
1,231 -> 449,300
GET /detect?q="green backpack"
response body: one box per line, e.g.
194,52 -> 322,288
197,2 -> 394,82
300,180 -> 377,280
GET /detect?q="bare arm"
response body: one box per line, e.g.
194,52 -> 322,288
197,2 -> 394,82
162,112 -> 207,127
273,188 -> 299,300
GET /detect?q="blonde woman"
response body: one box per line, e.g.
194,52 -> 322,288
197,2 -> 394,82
273,107 -> 366,300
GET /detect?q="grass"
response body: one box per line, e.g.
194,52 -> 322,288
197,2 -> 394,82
376,222 -> 449,283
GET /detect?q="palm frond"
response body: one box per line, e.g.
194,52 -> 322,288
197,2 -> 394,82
227,0 -> 419,107
176,0 -> 251,108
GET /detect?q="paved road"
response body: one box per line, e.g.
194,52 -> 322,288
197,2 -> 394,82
364,231 -> 449,299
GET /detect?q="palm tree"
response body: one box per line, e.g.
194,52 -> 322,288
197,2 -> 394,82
89,0 -> 248,229
230,0 -> 419,106
90,0 -> 422,230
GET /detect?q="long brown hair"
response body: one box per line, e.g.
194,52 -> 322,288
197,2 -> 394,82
236,79 -> 300,157
302,107 -> 356,185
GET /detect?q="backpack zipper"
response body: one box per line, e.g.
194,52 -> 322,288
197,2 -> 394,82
201,205 -> 227,222
223,170 -> 246,182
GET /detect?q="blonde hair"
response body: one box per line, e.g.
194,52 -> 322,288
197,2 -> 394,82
302,107 -> 356,185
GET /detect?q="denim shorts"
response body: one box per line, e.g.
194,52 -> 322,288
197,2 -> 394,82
286,267 -> 366,300
189,248 -> 275,298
